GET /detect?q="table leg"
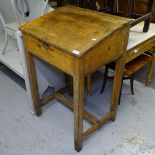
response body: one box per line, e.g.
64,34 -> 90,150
110,53 -> 126,121
73,59 -> 84,152
25,52 -> 41,116
65,73 -> 73,95
87,74 -> 92,96
69,75 -> 73,96
146,50 -> 155,86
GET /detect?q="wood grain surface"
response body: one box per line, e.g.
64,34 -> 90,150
20,6 -> 131,57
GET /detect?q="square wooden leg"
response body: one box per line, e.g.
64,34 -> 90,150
110,52 -> 126,121
65,73 -> 73,95
25,52 -> 41,116
73,59 -> 84,152
87,74 -> 92,96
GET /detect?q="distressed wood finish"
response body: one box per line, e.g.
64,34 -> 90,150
23,34 -> 74,76
87,73 -> 92,96
73,58 -> 85,151
84,26 -> 128,74
20,6 -> 131,58
25,52 -> 41,116
110,45 -> 127,120
20,6 -> 131,151
87,34 -> 155,96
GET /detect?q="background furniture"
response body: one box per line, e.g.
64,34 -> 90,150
101,52 -> 154,105
20,6 -> 131,151
97,23 -> 155,98
112,0 -> 155,32
87,0 -> 155,96
49,0 -> 97,9
87,23 -> 155,98
98,0 -> 155,22
100,0 -> 155,99
119,0 -> 155,23
50,0 -> 155,22
0,0 -> 66,112
0,0 -> 52,83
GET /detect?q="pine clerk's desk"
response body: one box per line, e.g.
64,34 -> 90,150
20,6 -> 131,152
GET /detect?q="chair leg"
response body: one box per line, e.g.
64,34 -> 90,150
100,66 -> 109,94
118,75 -> 134,105
130,74 -> 134,95
128,0 -> 134,17
112,0 -> 118,13
143,18 -> 151,32
143,0 -> 155,32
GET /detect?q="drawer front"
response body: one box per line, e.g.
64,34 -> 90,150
126,37 -> 155,63
23,34 -> 74,75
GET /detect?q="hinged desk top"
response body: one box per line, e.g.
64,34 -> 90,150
20,6 -> 131,58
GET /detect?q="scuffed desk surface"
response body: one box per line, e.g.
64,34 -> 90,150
20,6 -> 131,57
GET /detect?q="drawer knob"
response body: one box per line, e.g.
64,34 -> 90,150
134,49 -> 138,53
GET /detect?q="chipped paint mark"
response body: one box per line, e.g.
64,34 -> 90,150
92,38 -> 97,41
72,50 -> 80,55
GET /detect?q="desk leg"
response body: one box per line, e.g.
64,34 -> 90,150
110,53 -> 125,121
87,74 -> 92,96
73,59 -> 84,152
25,52 -> 41,116
146,50 -> 155,86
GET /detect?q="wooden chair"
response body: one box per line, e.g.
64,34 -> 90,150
97,0 -> 154,32
97,0 -> 115,12
100,1 -> 155,102
49,0 -> 80,8
107,0 -> 155,21
51,0 -> 97,9
100,52 -> 154,104
112,0 -> 155,32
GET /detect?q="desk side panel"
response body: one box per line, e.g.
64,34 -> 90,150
22,34 -> 74,76
84,27 -> 129,74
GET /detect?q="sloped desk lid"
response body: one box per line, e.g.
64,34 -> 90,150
20,6 -> 132,58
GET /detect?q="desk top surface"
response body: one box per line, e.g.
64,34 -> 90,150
20,6 -> 131,57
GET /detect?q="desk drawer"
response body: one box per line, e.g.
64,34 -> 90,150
126,37 -> 155,63
23,34 -> 74,75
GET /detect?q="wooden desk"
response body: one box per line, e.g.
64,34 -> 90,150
20,6 -> 131,151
